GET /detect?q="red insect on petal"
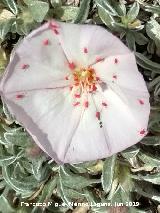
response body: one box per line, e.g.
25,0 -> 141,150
96,77 -> 100,81
92,84 -> 97,91
102,102 -> 107,107
113,75 -> 117,80
21,64 -> 29,69
53,29 -> 59,35
69,86 -> 73,91
83,47 -> 88,53
114,58 -> 118,64
65,76 -> 69,80
84,101 -> 89,108
16,94 -> 25,99
96,111 -> 100,120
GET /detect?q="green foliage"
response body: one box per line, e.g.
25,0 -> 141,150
74,0 -> 91,23
0,0 -> 160,212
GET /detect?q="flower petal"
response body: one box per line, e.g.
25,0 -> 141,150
95,87 -> 150,154
1,22 -> 70,93
64,95 -> 111,164
93,53 -> 148,93
55,21 -> 130,67
4,89 -> 82,163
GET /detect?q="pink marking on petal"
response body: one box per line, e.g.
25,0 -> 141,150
96,77 -> 100,81
43,39 -> 49,46
73,102 -> 80,106
68,62 -> 76,70
65,76 -> 69,80
74,94 -> 81,98
114,58 -> 118,64
102,102 -> 107,107
69,86 -> 73,91
140,129 -> 146,135
96,57 -> 104,63
113,75 -> 117,80
83,47 -> 88,53
21,64 -> 29,70
16,94 -> 25,99
96,112 -> 100,120
84,101 -> 89,108
53,29 -> 59,35
49,22 -> 59,29
92,84 -> 97,92
138,99 -> 144,105
74,83 -> 79,86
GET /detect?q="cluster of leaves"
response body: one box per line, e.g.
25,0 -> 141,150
0,0 -> 160,212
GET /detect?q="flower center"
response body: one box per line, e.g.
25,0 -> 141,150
72,67 -> 99,93
65,65 -> 108,127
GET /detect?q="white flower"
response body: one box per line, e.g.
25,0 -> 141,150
0,20 -> 150,164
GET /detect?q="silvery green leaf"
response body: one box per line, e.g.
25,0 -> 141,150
59,166 -> 100,189
54,6 -> 79,21
97,6 -> 116,29
50,0 -> 62,7
135,52 -> 160,74
17,22 -> 36,35
144,5 -> 160,14
141,136 -> 160,146
4,129 -> 32,147
84,189 -> 108,213
31,156 -> 49,181
0,155 -> 16,166
132,173 -> 160,185
0,19 -> 14,40
2,0 -> 18,15
57,178 -> 72,209
95,0 -> 118,16
2,165 -> 34,197
121,146 -> 139,159
149,111 -> 160,132
69,160 -> 96,173
133,182 -> 160,202
138,151 -> 160,167
2,101 -> 15,123
68,164 -> 87,173
114,0 -> 126,16
0,180 -> 6,190
13,162 -> 26,178
126,31 -> 136,50
101,155 -> 116,194
0,194 -> 16,213
27,1 -> 49,22
146,19 -> 160,50
110,184 -> 130,204
32,177 -> 57,212
149,76 -> 160,90
133,32 -> 149,45
63,188 -> 85,200
74,0 -> 91,23
21,160 -> 32,174
127,2 -> 140,23
112,22 -> 126,32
